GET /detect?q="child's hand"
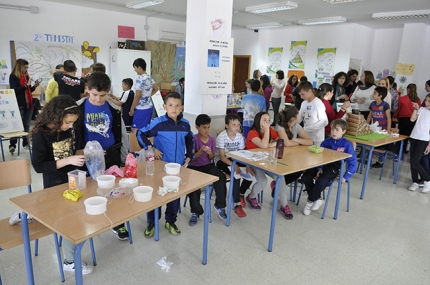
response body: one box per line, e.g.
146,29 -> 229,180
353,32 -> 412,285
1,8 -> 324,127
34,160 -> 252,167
358,97 -> 366,104
424,146 -> 430,155
129,109 -> 135,116
412,102 -> 420,110
341,178 -> 346,184
314,169 -> 323,180
268,141 -> 277,148
154,148 -> 163,160
341,101 -> 351,110
234,164 -> 241,174
183,157 -> 190,167
68,155 -> 86,167
246,166 -> 255,176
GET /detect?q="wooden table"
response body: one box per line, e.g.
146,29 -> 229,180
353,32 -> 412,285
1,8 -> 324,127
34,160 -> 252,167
10,161 -> 218,285
226,146 -> 351,252
346,135 -> 408,199
226,104 -> 241,111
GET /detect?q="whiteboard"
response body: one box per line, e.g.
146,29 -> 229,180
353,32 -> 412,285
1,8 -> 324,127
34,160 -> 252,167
0,89 -> 24,134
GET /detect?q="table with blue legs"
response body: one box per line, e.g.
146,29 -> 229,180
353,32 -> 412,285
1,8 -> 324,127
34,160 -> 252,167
346,135 -> 408,199
226,146 -> 351,251
10,160 -> 218,285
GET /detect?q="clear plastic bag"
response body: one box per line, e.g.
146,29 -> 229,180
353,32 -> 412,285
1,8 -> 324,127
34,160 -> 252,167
84,141 -> 106,180
137,149 -> 146,163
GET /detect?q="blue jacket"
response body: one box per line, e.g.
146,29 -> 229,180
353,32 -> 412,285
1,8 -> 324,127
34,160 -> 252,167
136,113 -> 194,164
319,137 -> 357,180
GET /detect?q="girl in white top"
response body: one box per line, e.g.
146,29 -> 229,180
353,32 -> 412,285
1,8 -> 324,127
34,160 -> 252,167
408,94 -> 430,192
350,71 -> 376,118
297,81 -> 328,146
271,70 -> 286,127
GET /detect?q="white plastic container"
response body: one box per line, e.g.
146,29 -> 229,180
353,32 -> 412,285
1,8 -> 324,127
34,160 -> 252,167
67,170 -> 87,190
84,197 -> 107,215
97,175 -> 115,189
164,163 -> 181,175
162,176 -> 181,190
133,186 -> 153,202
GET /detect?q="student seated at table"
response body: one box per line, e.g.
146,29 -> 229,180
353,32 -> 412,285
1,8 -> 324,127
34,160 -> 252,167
29,96 -> 93,274
186,114 -> 227,226
215,113 -> 253,218
366,86 -> 392,168
302,119 -> 357,216
137,92 -> 193,237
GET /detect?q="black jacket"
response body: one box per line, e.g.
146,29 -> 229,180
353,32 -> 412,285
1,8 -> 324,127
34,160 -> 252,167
9,74 -> 36,107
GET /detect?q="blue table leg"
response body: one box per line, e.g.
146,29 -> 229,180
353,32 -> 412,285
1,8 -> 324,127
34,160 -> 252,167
268,175 -> 281,252
126,221 -> 133,244
202,184 -> 211,265
334,160 -> 345,220
359,145 -> 365,174
360,146 -> 374,199
21,212 -> 34,285
74,241 -> 86,285
394,140 -> 404,184
53,233 -> 65,282
226,160 -> 237,227
154,207 -> 159,241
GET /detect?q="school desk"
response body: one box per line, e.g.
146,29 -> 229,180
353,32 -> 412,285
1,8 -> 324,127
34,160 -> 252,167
346,135 -> 408,199
226,145 -> 351,252
10,161 -> 218,285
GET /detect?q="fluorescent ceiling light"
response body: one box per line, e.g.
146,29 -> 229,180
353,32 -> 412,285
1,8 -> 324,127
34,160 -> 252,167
246,22 -> 283,29
372,10 -> 430,20
126,0 -> 164,9
323,0 -> 362,4
298,16 -> 347,25
245,1 -> 297,14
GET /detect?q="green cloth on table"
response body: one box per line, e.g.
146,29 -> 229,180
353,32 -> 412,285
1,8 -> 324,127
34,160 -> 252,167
344,133 -> 389,141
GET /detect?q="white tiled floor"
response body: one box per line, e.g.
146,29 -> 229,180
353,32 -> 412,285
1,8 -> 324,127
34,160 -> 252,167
1,144 -> 429,284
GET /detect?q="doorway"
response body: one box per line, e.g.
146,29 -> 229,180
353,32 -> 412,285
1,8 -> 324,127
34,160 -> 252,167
233,55 -> 251,93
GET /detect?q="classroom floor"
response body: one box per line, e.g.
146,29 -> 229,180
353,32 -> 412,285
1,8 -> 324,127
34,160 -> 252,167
1,143 -> 429,285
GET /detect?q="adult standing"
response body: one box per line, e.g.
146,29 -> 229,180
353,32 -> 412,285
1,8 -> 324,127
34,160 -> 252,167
345,69 -> 358,96
260,75 -> 272,112
350,71 -> 376,119
330,71 -> 348,111
8,58 -> 40,153
270,70 -> 286,126
284,74 -> 298,104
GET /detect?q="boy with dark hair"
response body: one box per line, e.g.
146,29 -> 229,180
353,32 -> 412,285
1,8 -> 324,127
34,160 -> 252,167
91,62 -> 106,73
186,114 -> 228,226
241,80 -> 266,138
302,119 -> 357,216
130,58 -> 159,132
109,78 -> 135,129
215,113 -> 253,218
45,64 -> 64,103
75,71 -> 130,240
366,86 -> 392,168
137,91 -> 193,236
53,60 -> 85,101
293,76 -> 308,111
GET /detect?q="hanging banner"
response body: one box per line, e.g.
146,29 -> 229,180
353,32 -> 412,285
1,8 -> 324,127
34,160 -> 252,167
267,47 -> 283,74
316,48 -> 336,85
289,41 -> 307,70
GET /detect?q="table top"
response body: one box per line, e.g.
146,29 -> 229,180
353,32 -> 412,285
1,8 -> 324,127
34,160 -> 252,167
9,161 -> 218,244
227,146 -> 351,176
226,104 -> 241,109
346,134 -> 408,147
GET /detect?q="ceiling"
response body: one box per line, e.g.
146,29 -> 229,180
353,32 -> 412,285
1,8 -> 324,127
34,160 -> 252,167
43,0 -> 430,29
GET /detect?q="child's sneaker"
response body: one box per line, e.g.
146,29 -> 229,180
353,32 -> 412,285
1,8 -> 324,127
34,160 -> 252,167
213,205 -> 227,219
372,162 -> 383,168
9,211 -> 34,225
239,195 -> 246,208
246,194 -> 261,210
270,181 -> 275,198
303,201 -> 313,216
279,205 -> 293,220
422,181 -> 430,193
311,199 -> 324,211
144,222 -> 155,238
189,213 -> 199,226
165,222 -> 181,235
234,205 -> 247,217
112,225 -> 129,240
408,182 -> 419,191
63,261 -> 93,274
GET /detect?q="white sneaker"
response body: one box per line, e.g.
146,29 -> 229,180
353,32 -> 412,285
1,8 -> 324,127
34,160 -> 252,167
311,199 -> 324,211
422,181 -> 430,193
408,183 -> 419,191
63,261 -> 93,274
9,211 -> 34,225
303,201 -> 313,216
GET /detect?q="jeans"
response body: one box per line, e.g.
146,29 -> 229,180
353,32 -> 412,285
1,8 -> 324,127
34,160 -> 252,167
147,199 -> 180,224
302,164 -> 340,202
10,105 -> 33,146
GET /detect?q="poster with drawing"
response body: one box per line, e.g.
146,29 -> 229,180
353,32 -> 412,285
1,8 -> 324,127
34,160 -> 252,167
0,60 -> 9,84
289,41 -> 307,70
267,47 -> 283,74
395,63 -> 415,95
316,48 -> 336,84
349,58 -> 361,75
0,89 -> 24,134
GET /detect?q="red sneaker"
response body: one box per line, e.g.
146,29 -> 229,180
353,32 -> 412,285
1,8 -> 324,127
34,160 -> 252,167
239,195 -> 246,208
234,205 -> 247,217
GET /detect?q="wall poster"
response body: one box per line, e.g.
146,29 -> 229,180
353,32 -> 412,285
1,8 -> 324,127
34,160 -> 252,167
267,47 -> 283,74
289,41 -> 307,70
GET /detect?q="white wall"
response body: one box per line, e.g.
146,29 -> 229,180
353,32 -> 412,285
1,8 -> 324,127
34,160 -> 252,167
369,28 -> 403,74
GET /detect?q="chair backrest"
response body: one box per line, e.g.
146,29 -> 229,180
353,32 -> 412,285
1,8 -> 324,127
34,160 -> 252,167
0,159 -> 32,190
129,132 -> 142,153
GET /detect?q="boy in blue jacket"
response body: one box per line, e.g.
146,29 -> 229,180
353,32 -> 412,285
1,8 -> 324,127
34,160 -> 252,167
137,92 -> 194,236
302,119 -> 357,216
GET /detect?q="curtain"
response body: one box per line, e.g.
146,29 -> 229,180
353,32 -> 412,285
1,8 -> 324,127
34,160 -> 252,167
145,41 -> 176,84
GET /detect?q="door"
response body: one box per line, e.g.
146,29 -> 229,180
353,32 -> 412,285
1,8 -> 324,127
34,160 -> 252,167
233,55 -> 251,93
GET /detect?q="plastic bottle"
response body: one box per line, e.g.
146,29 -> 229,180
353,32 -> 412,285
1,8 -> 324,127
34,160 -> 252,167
276,139 -> 284,159
146,146 -> 155,176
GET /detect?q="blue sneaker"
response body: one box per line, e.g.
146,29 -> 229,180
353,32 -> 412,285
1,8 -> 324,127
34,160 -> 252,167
213,205 -> 227,219
189,213 -> 199,226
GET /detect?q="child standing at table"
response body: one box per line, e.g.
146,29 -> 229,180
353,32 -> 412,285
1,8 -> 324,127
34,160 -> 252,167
186,114 -> 227,226
137,92 -> 193,236
29,96 -> 93,274
297,81 -> 328,146
109,78 -> 135,130
301,119 -> 357,216
408,95 -> 430,192
215,113 -> 253,218
241,80 -> 266,138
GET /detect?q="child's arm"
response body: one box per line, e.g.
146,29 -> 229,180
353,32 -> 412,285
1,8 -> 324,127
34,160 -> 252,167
136,119 -> 159,150
184,129 -> 194,166
366,112 -> 372,124
277,128 -> 299,147
410,103 -> 420,122
294,128 -> 313,146
218,149 -> 240,174
250,124 -> 275,149
342,142 -> 358,183
108,95 -> 123,107
385,108 -> 391,133
151,83 -> 159,96
129,90 -> 141,117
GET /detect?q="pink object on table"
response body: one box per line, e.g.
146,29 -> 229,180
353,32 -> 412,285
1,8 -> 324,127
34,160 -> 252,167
104,165 -> 124,177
